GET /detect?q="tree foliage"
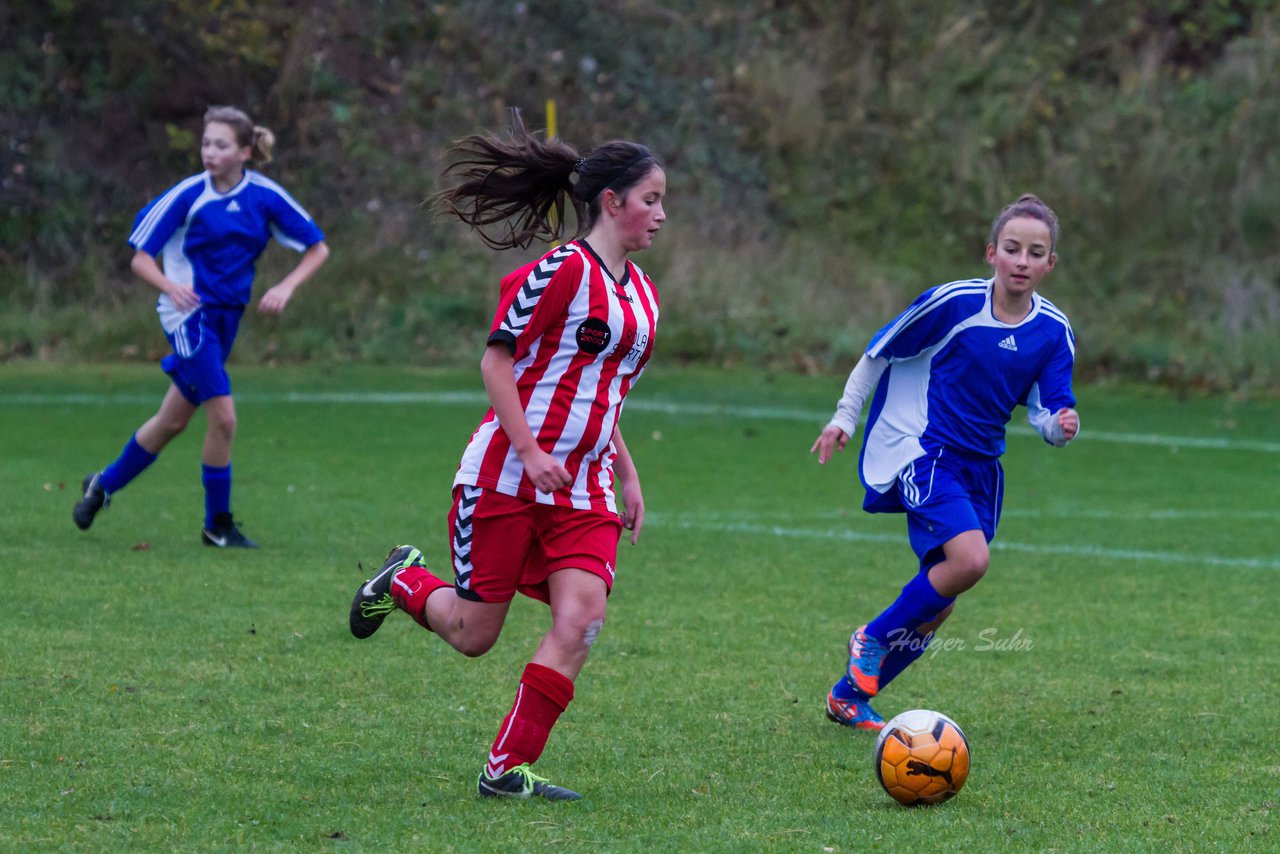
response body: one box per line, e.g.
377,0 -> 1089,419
3,0 -> 1278,389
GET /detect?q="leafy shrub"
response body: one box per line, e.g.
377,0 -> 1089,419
2,0 -> 1277,391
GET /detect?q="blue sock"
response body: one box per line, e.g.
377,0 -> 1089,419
877,553 -> 947,687
202,464 -> 232,528
830,674 -> 860,701
833,628 -> 937,699
865,572 -> 954,646
879,628 -> 933,689
99,434 -> 158,494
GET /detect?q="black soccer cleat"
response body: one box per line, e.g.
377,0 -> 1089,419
201,513 -> 259,549
73,472 -> 111,531
477,764 -> 581,801
348,545 -> 424,639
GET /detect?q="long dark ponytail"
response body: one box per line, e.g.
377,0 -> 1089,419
432,109 -> 661,250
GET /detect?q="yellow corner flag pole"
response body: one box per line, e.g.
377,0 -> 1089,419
546,98 -> 560,246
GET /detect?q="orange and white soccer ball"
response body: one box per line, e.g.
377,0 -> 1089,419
873,709 -> 970,806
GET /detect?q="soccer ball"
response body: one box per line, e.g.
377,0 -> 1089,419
873,709 -> 970,806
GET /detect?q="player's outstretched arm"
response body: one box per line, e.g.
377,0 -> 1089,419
258,240 -> 330,315
812,353 -> 887,464
810,424 -> 850,465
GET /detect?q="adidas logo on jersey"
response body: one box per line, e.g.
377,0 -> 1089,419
226,200 -> 241,213
998,335 -> 1018,351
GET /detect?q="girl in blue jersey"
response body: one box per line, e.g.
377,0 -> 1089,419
810,194 -> 1079,730
73,106 -> 330,547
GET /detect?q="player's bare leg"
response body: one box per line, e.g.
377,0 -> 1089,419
926,530 -> 989,597
531,569 -> 608,679
423,589 -> 510,656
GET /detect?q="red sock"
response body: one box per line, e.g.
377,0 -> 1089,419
389,564 -> 450,630
485,663 -> 575,778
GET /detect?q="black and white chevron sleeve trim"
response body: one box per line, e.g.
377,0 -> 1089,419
498,246 -> 576,339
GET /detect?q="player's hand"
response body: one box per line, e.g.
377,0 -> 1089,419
520,448 -> 572,494
257,282 -> 296,315
1057,408 -> 1079,441
619,480 -> 645,545
167,283 -> 201,313
810,425 -> 850,465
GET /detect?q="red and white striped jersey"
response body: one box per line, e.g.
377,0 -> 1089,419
453,240 -> 660,511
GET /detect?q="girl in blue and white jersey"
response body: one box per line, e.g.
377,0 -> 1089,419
73,106 -> 330,547
810,194 -> 1079,731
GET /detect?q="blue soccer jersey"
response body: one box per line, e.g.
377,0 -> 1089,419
858,278 -> 1076,493
127,170 -> 324,308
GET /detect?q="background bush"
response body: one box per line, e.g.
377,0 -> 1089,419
3,0 -> 1278,391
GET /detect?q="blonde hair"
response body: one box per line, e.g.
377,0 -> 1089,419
203,105 -> 275,165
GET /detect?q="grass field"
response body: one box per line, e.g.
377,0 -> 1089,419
2,363 -> 1278,852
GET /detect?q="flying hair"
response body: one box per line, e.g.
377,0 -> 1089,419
431,108 -> 661,250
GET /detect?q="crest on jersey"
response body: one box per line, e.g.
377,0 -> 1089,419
575,317 -> 612,354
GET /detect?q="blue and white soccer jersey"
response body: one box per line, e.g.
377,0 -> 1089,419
857,278 -> 1076,560
127,170 -> 324,403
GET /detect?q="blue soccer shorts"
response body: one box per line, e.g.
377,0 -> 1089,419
863,445 -> 1004,565
158,305 -> 244,405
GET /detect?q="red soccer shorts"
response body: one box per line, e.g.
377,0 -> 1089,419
447,484 -> 621,604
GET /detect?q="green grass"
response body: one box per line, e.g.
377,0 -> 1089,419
2,363 -> 1278,852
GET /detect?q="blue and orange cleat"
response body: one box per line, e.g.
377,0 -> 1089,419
825,686 -> 885,732
847,624 -> 891,697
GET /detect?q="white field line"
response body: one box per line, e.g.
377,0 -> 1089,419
1001,507 -> 1280,521
650,515 -> 1280,571
771,507 -> 1280,522
5,389 -> 1280,453
9,388 -> 1275,568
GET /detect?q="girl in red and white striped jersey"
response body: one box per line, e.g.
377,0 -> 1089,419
349,110 -> 666,800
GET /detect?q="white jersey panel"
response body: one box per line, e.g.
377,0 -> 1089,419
156,293 -> 199,337
160,227 -> 194,287
861,358 -> 929,492
156,185 -> 226,287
